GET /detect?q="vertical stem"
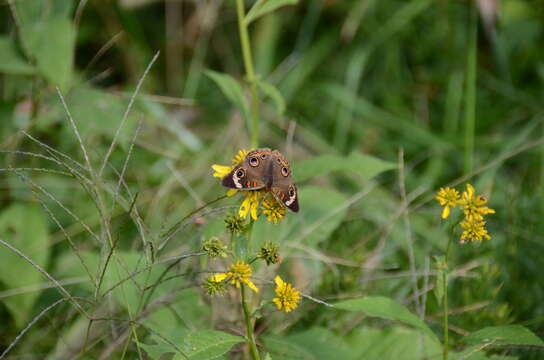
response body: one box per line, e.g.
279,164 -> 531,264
442,269 -> 449,360
235,0 -> 260,148
463,3 -> 477,174
241,285 -> 261,360
443,233 -> 454,360
246,219 -> 255,257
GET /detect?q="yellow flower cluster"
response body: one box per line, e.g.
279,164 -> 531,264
436,184 -> 495,243
272,275 -> 301,313
212,150 -> 286,223
206,263 -> 301,313
211,260 -> 259,293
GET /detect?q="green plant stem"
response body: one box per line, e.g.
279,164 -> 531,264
463,3 -> 477,175
442,268 -> 449,360
241,285 -> 261,360
235,0 -> 260,148
246,219 -> 255,257
443,231 -> 455,360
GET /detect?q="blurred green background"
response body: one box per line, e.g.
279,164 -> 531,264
1,0 -> 544,358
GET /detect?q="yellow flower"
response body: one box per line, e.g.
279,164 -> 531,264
211,149 -> 250,197
460,219 -> 491,243
239,190 -> 264,220
262,196 -> 286,224
212,261 -> 259,293
459,184 -> 495,221
272,275 -> 301,313
203,275 -> 227,296
436,187 -> 460,219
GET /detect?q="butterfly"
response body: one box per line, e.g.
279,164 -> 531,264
221,148 -> 299,212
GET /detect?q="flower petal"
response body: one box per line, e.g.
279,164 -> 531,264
274,275 -> 284,287
212,164 -> 233,178
212,273 -> 228,282
441,206 -> 450,219
239,197 -> 252,218
227,189 -> 238,197
465,183 -> 474,199
250,201 -> 258,220
243,278 -> 260,293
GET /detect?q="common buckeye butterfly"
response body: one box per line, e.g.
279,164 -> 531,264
221,148 -> 299,212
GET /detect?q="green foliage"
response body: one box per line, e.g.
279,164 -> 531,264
335,296 -> 438,343
1,0 -> 544,358
141,329 -> 244,360
15,0 -> 75,90
0,204 -> 50,329
245,0 -> 299,25
205,70 -> 250,127
462,325 -> 544,347
294,152 -> 397,182
0,37 -> 35,75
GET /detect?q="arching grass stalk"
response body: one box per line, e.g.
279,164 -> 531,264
235,0 -> 260,148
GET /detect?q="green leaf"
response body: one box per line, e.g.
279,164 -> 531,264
205,70 -> 250,125
0,203 -> 50,329
0,37 -> 35,75
139,341 -> 178,360
40,86 -> 139,149
294,152 -> 396,182
335,296 -> 438,343
347,326 -> 442,360
142,329 -> 243,360
253,186 -> 349,247
104,252 -> 174,315
256,79 -> 286,115
462,325 -> 544,347
20,16 -> 75,90
453,344 -> 517,360
245,0 -> 299,25
181,330 -> 244,360
287,328 -> 353,360
262,335 -> 316,360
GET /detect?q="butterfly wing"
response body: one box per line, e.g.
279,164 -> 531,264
221,149 -> 269,190
270,151 -> 299,212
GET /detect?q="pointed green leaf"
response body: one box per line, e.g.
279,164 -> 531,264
139,341 -> 178,360
0,204 -> 50,329
462,325 -> 544,347
246,0 -> 299,25
0,37 -> 35,75
347,327 -> 442,360
205,70 -> 250,125
262,335 -> 316,360
256,79 -> 286,115
181,330 -> 244,359
295,152 -> 396,182
335,296 -> 438,343
20,17 -> 75,90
